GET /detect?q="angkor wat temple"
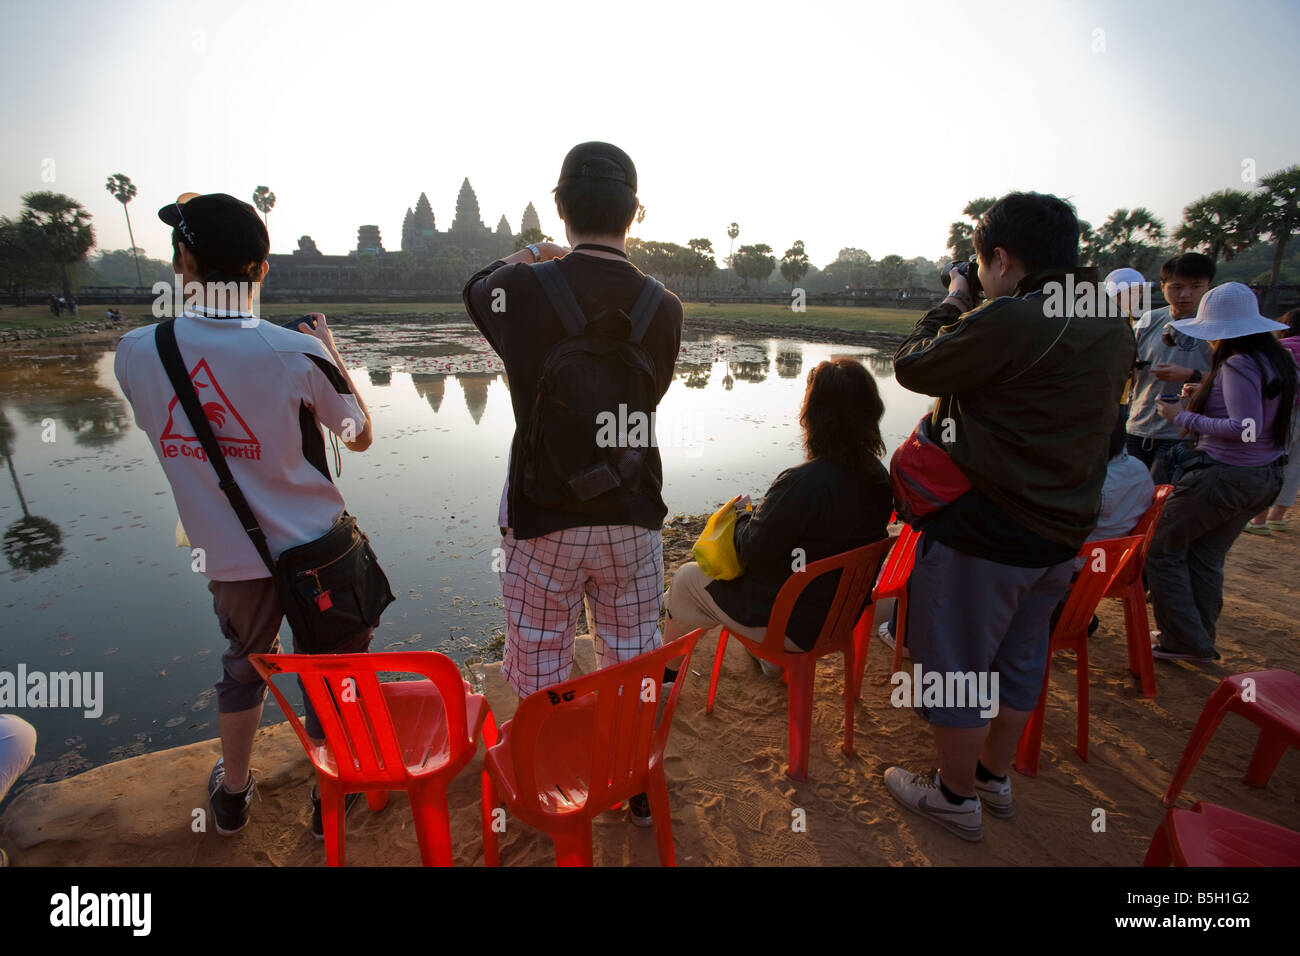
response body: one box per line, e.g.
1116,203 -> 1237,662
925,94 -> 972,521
264,179 -> 543,294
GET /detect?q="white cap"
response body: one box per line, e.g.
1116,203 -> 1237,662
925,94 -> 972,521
1169,282 -> 1288,340
1104,267 -> 1146,297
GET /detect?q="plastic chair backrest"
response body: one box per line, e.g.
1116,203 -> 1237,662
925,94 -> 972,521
763,538 -> 894,656
1058,535 -> 1144,640
250,651 -> 472,785
1122,484 -> 1173,586
874,523 -> 920,593
505,629 -> 704,817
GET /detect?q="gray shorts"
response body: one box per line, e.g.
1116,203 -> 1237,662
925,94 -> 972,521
209,578 -> 373,737
904,536 -> 1073,728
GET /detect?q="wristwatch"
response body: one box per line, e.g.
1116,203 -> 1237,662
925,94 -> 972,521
945,289 -> 973,310
1188,369 -> 1203,384
526,243 -> 541,262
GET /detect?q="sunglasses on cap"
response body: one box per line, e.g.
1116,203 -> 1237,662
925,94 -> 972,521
172,192 -> 202,248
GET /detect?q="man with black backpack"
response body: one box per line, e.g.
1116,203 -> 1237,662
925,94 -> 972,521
463,143 -> 683,729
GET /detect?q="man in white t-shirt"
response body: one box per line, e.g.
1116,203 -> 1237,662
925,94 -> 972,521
114,192 -> 375,838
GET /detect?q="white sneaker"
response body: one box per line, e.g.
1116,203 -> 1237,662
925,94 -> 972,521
974,772 -> 1014,818
877,622 -> 895,650
883,767 -> 982,842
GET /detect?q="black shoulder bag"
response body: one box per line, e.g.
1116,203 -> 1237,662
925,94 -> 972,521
155,320 -> 394,653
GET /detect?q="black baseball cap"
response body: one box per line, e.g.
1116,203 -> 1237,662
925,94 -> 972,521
158,192 -> 270,264
556,142 -> 637,193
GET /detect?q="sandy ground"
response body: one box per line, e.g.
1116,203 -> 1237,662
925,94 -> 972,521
2,514 -> 1297,866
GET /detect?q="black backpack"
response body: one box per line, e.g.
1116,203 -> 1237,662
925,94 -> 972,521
521,260 -> 666,511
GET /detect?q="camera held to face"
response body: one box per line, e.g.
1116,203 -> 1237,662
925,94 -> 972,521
940,255 -> 983,297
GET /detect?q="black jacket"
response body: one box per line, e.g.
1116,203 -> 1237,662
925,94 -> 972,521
463,253 -> 684,539
893,267 -> 1135,555
706,457 -> 893,651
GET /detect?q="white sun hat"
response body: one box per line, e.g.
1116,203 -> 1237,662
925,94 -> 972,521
1169,282 -> 1287,340
1104,267 -> 1146,296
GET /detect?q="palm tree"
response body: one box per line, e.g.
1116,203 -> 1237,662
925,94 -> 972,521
1095,208 -> 1165,274
252,186 -> 276,228
1252,165 -> 1300,313
946,197 -> 996,261
1175,189 -> 1258,263
1,413 -> 64,572
104,173 -> 143,288
726,222 -> 739,291
21,192 -> 95,302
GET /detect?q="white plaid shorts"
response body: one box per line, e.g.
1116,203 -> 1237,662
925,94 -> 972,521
499,524 -> 664,697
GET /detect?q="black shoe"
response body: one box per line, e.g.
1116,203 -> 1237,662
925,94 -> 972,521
310,785 -> 363,840
628,792 -> 653,828
208,759 -> 255,836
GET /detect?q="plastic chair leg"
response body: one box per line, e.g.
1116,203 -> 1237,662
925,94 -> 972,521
1163,682 -> 1236,807
1123,578 -> 1158,698
409,779 -> 454,867
1015,660 -> 1052,777
647,766 -> 676,867
891,592 -> 908,674
319,777 -> 347,867
481,772 -> 500,867
551,825 -> 594,867
1243,728 -> 1290,788
706,629 -> 730,715
852,607 -> 872,701
785,656 -> 815,782
364,790 -> 389,812
1142,815 -> 1174,866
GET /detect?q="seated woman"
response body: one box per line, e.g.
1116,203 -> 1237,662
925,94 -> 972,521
1147,283 -> 1296,661
662,358 -> 894,673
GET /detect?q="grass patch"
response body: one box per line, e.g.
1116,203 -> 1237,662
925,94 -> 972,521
0,304 -> 155,331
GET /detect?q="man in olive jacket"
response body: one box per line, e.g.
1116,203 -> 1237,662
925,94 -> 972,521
884,192 -> 1134,841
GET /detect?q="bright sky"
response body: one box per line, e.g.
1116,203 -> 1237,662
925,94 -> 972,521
2,0 -> 1297,269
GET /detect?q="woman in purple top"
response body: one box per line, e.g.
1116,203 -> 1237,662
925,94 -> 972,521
1146,283 -> 1296,662
1246,307 -> 1300,533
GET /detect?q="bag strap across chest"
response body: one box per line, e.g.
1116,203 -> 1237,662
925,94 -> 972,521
154,319 -> 277,576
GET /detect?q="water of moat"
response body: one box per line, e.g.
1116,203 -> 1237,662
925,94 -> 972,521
0,320 -> 931,792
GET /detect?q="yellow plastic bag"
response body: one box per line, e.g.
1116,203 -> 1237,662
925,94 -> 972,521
693,495 -> 747,580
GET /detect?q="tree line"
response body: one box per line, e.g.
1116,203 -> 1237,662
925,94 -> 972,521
3,166 -> 1297,305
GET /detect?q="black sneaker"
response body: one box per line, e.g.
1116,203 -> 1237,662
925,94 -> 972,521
310,785 -> 363,840
628,792 -> 653,828
208,758 -> 255,836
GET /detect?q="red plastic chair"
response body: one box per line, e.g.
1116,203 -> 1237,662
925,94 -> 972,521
1143,801 -> 1300,866
481,628 -> 704,867
1162,669 -> 1300,807
1103,484 -> 1172,699
1015,535 -> 1143,777
866,522 -> 922,677
706,538 -> 894,782
250,651 -> 497,867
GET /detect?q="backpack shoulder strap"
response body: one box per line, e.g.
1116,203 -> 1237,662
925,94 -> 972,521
533,260 -> 588,338
627,276 -> 666,344
154,320 -> 276,576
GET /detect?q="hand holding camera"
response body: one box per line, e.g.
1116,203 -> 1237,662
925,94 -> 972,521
1156,392 -> 1184,422
940,255 -> 983,298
